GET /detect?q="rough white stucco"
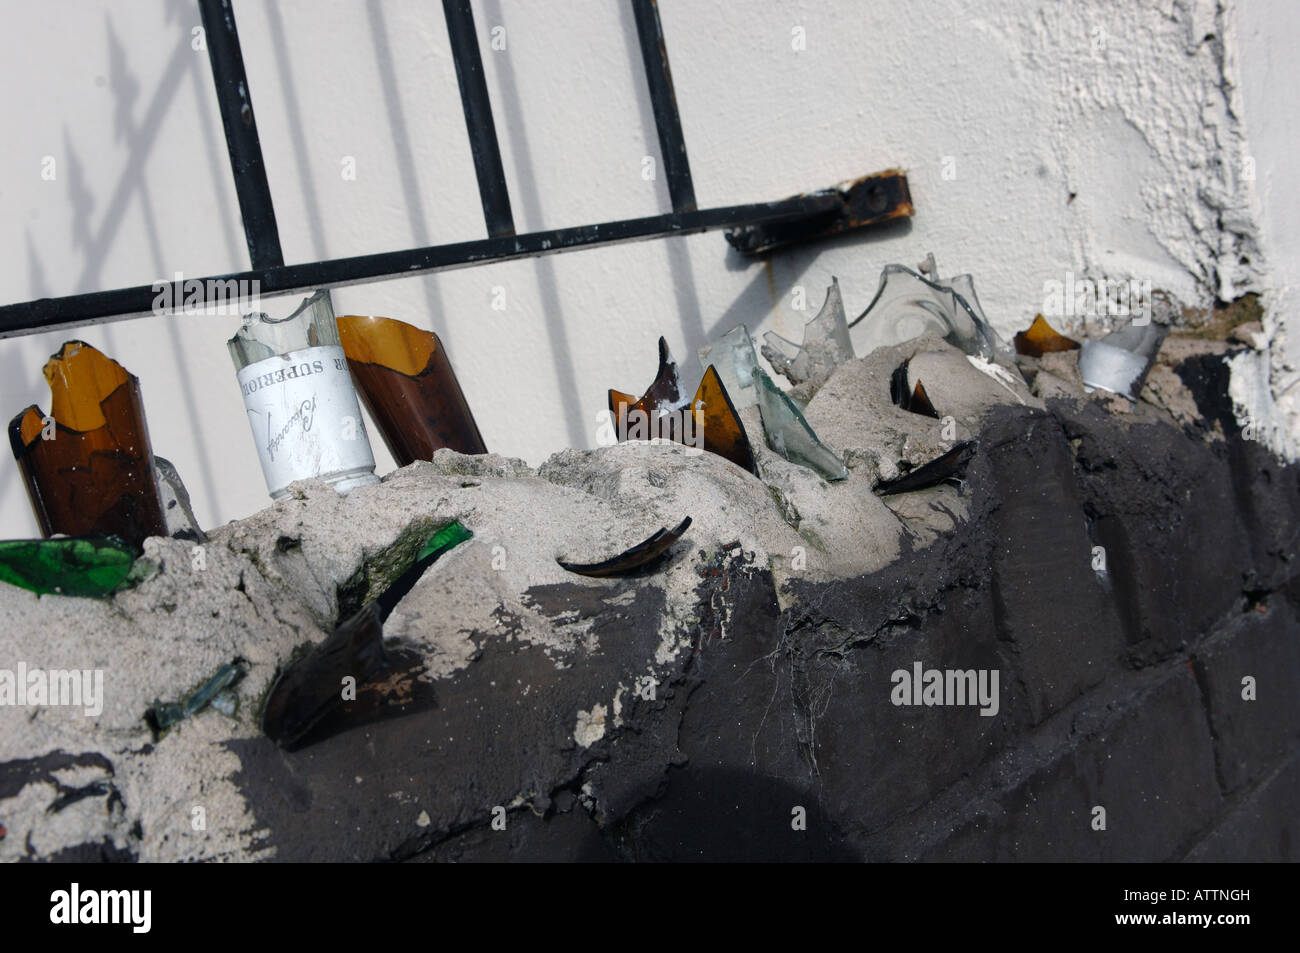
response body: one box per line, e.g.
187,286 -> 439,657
0,0 -> 1295,535
1233,0 -> 1300,459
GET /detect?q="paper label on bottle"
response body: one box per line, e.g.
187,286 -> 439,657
236,345 -> 375,497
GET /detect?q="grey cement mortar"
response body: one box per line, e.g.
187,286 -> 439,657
0,334 -> 1268,861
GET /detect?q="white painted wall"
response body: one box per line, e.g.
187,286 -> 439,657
1,0 -> 1294,536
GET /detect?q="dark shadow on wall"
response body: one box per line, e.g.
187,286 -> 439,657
104,10 -> 222,519
614,2 -> 708,364
263,3 -> 328,263
479,0 -> 586,450
363,1 -> 453,351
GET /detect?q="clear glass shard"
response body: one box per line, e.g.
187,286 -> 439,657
700,324 -> 847,481
1078,319 -> 1166,399
755,371 -> 849,480
228,290 -> 379,500
697,325 -> 759,410
761,277 -> 854,389
849,263 -> 1000,360
154,456 -> 207,543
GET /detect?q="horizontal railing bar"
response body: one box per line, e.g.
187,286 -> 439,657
0,194 -> 842,338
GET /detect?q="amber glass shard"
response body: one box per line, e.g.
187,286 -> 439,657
607,337 -> 688,443
261,521 -> 470,749
909,381 -> 940,419
337,315 -> 487,467
609,338 -> 757,475
889,360 -> 941,419
1014,314 -> 1080,357
8,341 -> 167,550
761,278 -> 855,390
694,366 -> 758,475
559,517 -> 692,577
875,441 -> 976,496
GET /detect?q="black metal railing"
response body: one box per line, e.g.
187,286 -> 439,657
0,0 -> 911,339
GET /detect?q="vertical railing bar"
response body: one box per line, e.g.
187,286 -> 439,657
442,0 -> 516,238
197,0 -> 285,270
630,0 -> 696,213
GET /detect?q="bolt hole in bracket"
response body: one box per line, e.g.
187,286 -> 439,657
725,170 -> 914,257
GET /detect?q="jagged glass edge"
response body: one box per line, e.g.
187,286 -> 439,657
761,278 -> 854,386
848,264 -> 997,359
699,324 -> 847,481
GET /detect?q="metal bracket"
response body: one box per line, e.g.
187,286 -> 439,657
724,170 -> 914,257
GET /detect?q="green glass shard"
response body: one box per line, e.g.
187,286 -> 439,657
146,661 -> 247,736
416,520 -> 473,561
262,522 -> 470,750
0,534 -> 153,598
700,325 -> 848,481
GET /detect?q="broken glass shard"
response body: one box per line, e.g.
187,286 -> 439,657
609,337 -> 688,438
1014,314 -> 1080,357
145,661 -> 247,737
416,520 -> 474,561
610,338 -> 758,475
849,263 -> 1000,360
559,517 -> 692,577
229,290 -> 379,500
262,521 -> 471,749
699,326 -> 847,480
875,441 -> 976,496
695,366 -> 760,475
337,315 -> 487,467
0,534 -> 153,598
1078,319 -> 1166,400
761,278 -> 854,390
153,456 -> 207,543
946,273 -> 1010,354
890,360 -> 941,419
8,341 -> 168,549
697,325 -> 759,411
